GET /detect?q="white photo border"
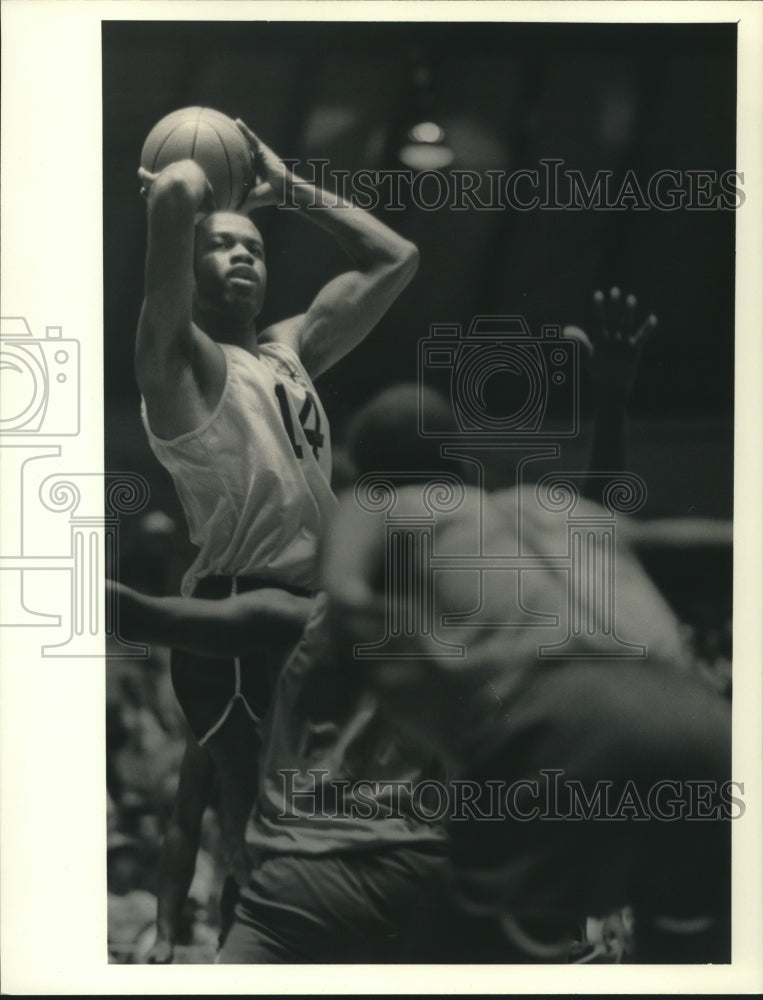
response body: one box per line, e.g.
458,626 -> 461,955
1,1 -> 761,994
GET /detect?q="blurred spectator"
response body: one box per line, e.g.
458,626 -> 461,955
107,833 -> 156,963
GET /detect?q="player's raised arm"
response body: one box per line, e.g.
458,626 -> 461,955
136,160 -> 223,437
136,160 -> 209,369
563,286 -> 657,497
236,120 -> 419,378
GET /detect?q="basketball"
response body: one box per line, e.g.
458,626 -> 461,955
140,107 -> 255,211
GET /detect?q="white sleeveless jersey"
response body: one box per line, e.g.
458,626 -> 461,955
141,340 -> 338,596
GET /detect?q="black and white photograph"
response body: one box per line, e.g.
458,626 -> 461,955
1,1 -> 762,993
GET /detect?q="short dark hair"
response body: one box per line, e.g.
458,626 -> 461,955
346,383 -> 460,478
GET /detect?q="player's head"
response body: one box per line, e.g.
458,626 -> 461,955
193,212 -> 267,331
345,383 -> 475,483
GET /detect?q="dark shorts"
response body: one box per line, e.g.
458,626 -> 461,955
217,846 -> 454,964
171,575 -> 311,745
448,658 -> 732,936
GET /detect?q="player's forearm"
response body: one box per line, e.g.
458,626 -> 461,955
185,589 -> 312,656
136,160 -> 211,378
286,169 -> 419,275
110,583 -> 187,650
112,581 -> 311,656
584,399 -> 628,501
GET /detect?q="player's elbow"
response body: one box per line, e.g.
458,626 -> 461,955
395,239 -> 420,282
377,239 -> 419,294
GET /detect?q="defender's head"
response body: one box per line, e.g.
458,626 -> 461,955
193,212 -> 267,330
346,383 -> 473,481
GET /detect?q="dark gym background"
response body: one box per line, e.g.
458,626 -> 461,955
102,20 -> 735,962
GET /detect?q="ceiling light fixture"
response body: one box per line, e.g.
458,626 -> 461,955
397,47 -> 454,171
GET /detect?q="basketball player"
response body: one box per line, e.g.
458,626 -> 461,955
133,120 -> 418,961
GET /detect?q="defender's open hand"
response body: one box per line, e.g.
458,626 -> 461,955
564,287 -> 657,403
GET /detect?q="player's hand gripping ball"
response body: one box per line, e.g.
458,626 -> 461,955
140,107 -> 255,210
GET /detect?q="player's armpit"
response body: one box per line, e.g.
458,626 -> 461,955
257,314 -> 306,355
136,313 -> 225,440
